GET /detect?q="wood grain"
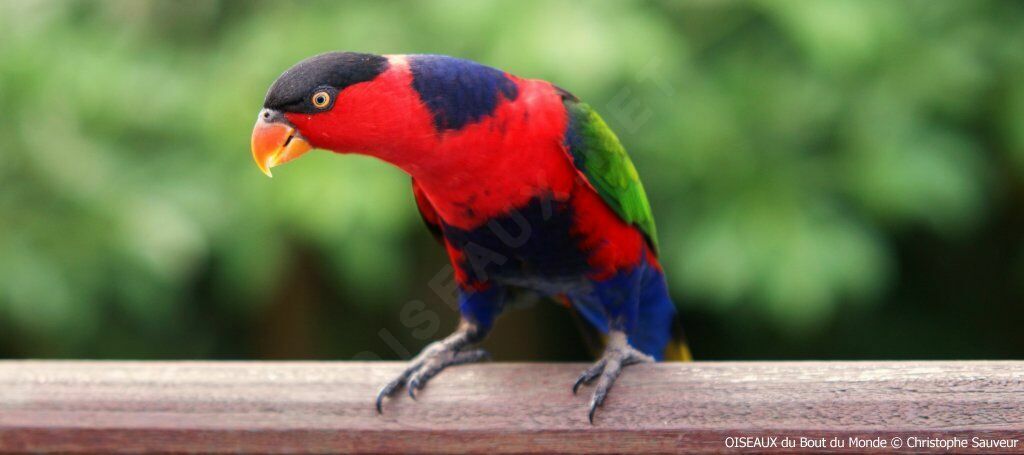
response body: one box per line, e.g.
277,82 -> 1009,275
0,361 -> 1022,453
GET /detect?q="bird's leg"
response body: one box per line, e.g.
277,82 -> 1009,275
376,320 -> 489,413
572,330 -> 654,423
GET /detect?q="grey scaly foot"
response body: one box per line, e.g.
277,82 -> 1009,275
375,325 -> 489,413
572,331 -> 654,424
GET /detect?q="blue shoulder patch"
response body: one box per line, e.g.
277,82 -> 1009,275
408,55 -> 519,131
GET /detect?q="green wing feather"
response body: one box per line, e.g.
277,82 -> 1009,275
563,96 -> 659,253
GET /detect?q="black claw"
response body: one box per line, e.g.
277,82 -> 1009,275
373,342 -> 491,415
375,382 -> 398,414
572,361 -> 606,395
575,344 -> 650,423
588,388 -> 609,424
572,376 -> 586,395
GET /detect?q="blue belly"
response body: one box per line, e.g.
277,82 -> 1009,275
441,195 -> 594,291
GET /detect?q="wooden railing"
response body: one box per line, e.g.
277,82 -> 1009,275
0,361 -> 1022,453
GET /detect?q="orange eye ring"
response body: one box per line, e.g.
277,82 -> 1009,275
311,91 -> 331,109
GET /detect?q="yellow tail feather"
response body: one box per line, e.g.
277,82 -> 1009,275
663,338 -> 693,361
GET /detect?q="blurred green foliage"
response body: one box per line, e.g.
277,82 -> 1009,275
1,0 -> 1022,360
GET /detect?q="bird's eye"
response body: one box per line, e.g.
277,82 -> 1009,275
311,91 -> 331,109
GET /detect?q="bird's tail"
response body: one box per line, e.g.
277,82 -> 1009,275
637,266 -> 692,362
662,314 -> 693,361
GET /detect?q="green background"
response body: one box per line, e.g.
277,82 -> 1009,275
2,0 -> 1023,361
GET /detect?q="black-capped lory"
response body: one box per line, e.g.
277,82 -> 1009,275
251,52 -> 691,422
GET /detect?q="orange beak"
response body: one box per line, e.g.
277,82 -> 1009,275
251,115 -> 312,177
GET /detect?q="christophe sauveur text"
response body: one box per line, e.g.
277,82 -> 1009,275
724,435 -> 1019,450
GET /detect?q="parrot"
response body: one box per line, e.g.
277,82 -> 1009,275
250,52 -> 691,423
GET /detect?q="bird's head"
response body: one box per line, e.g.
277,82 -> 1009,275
251,52 -> 397,177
